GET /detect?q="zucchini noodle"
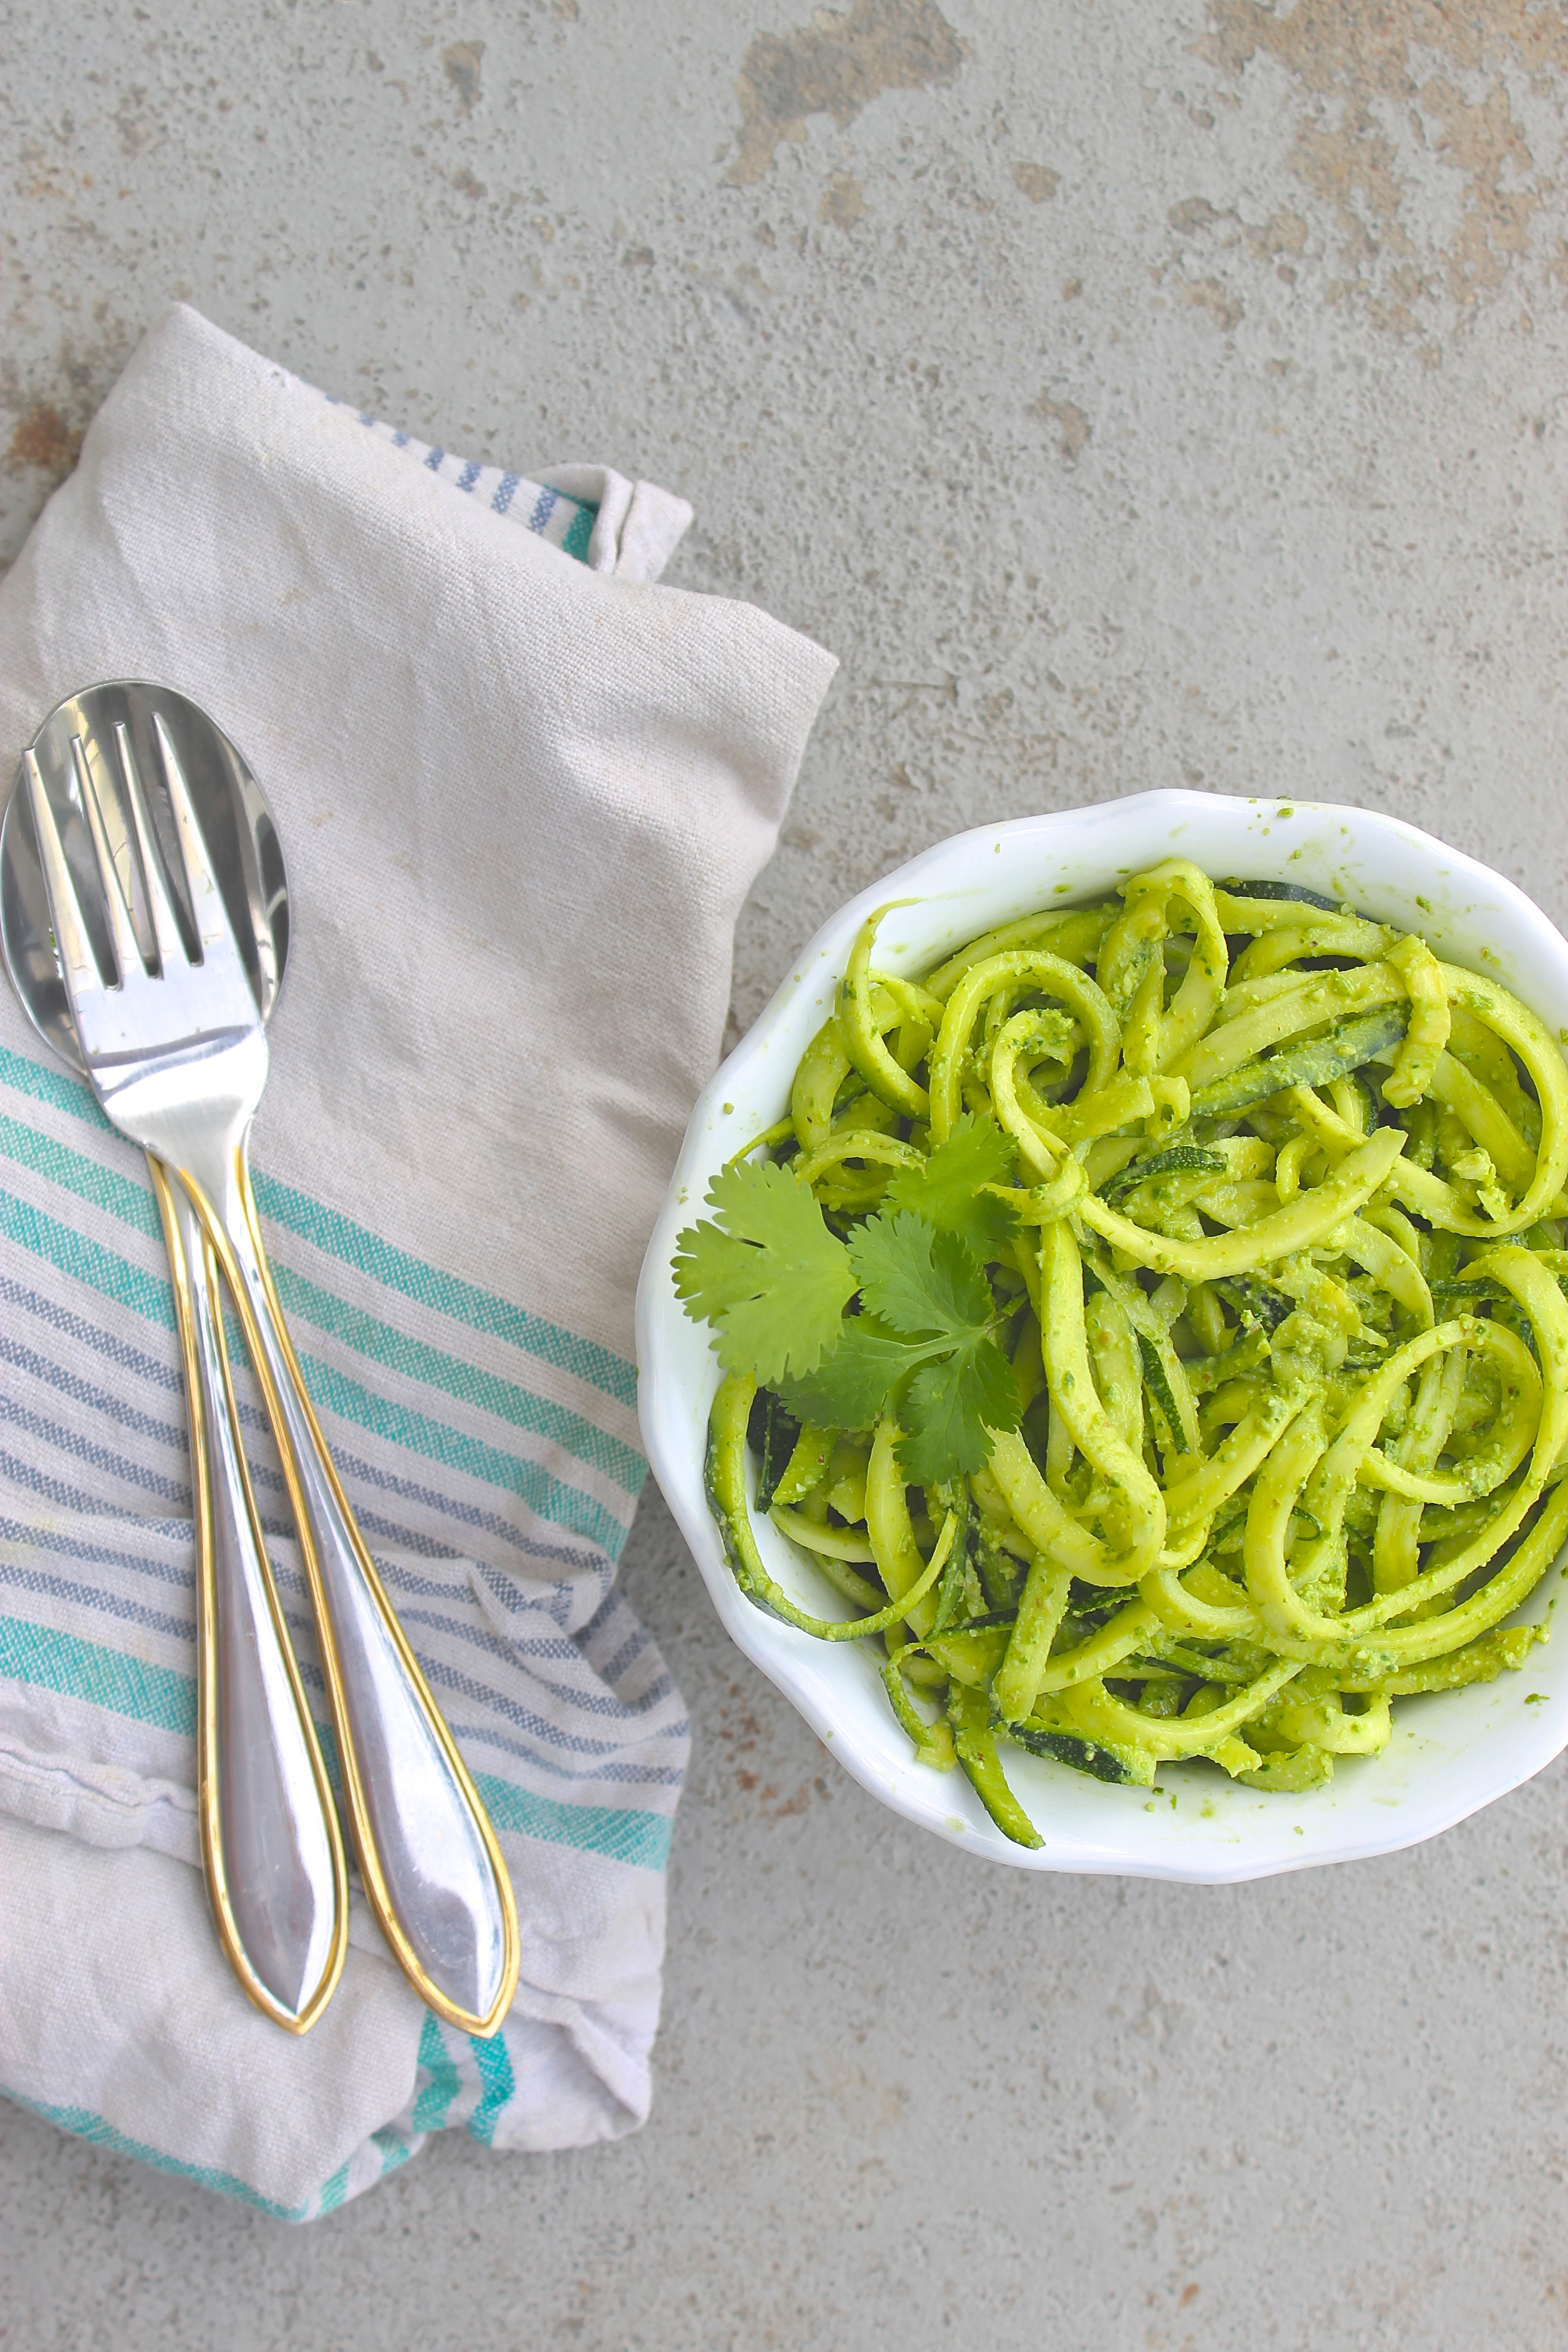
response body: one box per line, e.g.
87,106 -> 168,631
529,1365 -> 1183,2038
697,858 -> 1568,1842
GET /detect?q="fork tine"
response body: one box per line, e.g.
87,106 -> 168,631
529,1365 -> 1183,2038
155,713 -> 239,959
71,734 -> 144,984
114,720 -> 189,969
23,749 -> 106,1012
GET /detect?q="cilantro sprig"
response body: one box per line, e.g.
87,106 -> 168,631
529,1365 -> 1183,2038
672,1123 -> 1023,1483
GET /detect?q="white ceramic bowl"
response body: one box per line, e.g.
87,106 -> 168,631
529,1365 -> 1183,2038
636,793 -> 1568,1881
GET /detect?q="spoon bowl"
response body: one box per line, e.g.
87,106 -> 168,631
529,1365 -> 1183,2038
1,679 -> 288,1064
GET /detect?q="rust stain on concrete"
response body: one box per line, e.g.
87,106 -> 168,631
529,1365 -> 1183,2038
1029,392 -> 1091,461
5,404 -> 83,480
1247,208 -> 1308,260
442,39 -> 484,111
725,0 -> 966,187
818,171 -> 868,227
1012,161 -> 1060,203
1179,275 -> 1245,331
1169,195 -> 1226,235
1199,0 -> 1568,327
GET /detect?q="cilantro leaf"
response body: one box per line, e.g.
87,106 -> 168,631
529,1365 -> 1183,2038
672,1158 -> 854,1382
882,1113 -> 1020,1254
778,1316 -> 921,1431
900,1341 -> 1021,1483
848,1209 -> 995,1341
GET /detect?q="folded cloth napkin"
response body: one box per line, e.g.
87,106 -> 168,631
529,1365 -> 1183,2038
0,304 -> 836,2217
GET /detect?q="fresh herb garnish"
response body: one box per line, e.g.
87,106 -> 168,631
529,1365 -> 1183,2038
882,1112 -> 1020,1254
673,1161 -> 1021,1483
672,1158 -> 854,1383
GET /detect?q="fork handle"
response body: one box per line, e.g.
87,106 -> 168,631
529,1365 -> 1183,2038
176,1146 -> 520,2037
152,1160 -> 347,2032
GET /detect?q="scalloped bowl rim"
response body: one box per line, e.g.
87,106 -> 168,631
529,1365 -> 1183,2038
636,792 -> 1568,1882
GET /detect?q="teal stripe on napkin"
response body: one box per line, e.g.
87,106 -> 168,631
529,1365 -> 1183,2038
2,2090 -> 309,2219
0,1620 -> 672,1870
0,1045 -> 638,1408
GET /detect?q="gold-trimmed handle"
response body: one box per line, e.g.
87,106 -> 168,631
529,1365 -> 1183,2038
152,1159 -> 347,2033
173,1148 -> 520,2037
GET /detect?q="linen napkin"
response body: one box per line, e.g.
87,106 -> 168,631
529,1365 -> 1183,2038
0,304 -> 836,2217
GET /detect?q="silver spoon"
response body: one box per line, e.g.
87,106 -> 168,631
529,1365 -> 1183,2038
1,681 -> 347,2033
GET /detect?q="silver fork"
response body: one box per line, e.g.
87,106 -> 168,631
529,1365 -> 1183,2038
24,718 -> 520,2036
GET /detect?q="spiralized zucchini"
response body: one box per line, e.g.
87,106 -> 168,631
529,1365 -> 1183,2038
697,861 -> 1568,1842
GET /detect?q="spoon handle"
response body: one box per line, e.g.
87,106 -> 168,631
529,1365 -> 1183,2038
177,1147 -> 520,2037
151,1158 -> 346,2032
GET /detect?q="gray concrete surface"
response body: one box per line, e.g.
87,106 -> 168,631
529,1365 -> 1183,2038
2,2 -> 1566,2345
